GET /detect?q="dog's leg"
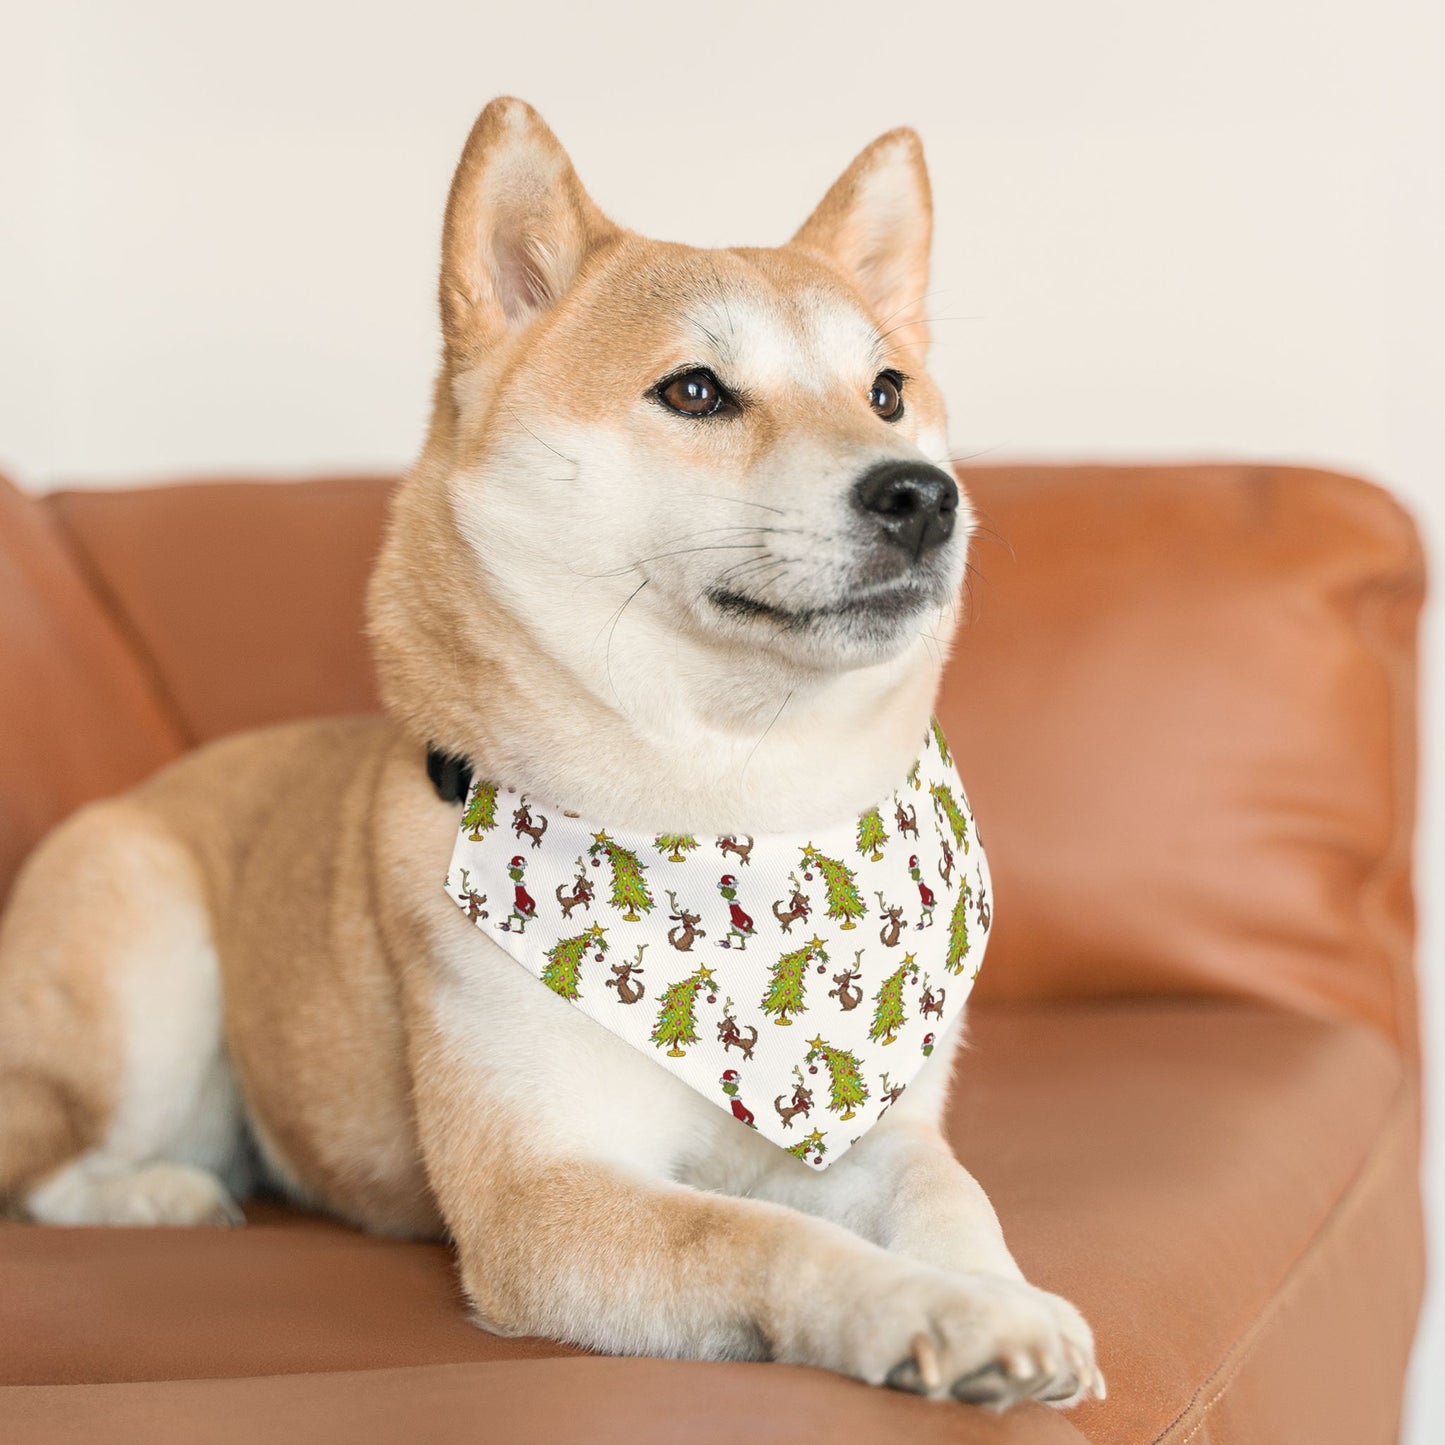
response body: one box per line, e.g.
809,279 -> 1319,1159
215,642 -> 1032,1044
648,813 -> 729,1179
424,1123 -> 1096,1400
749,1022 -> 1104,1406
410,1005 -> 1091,1405
0,800 -> 247,1225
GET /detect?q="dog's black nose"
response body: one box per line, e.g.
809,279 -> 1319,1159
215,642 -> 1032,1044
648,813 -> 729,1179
852,460 -> 959,559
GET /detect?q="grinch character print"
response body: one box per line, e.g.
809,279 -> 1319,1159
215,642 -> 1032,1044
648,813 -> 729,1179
500,855 -> 536,933
717,875 -> 755,949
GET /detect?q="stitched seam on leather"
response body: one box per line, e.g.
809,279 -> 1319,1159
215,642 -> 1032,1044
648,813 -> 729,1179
44,497 -> 199,750
1352,550 -> 1427,1070
1149,1079 -> 1411,1445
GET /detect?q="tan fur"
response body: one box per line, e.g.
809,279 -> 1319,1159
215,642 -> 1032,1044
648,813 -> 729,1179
0,98 -> 1101,1406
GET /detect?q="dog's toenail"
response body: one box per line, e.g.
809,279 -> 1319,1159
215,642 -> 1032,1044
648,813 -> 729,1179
885,1359 -> 925,1394
952,1362 -> 1012,1404
1040,1372 -> 1080,1402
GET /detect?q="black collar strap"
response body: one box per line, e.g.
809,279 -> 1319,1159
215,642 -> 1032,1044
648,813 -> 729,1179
426,745 -> 473,804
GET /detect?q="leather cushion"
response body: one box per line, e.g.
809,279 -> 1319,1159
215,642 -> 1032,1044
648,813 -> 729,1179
0,473 -> 183,903
46,476 -> 390,744
943,464 -> 1423,1053
0,1003 -> 1417,1444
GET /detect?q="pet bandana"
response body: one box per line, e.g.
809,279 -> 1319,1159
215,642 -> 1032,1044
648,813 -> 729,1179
443,719 -> 991,1169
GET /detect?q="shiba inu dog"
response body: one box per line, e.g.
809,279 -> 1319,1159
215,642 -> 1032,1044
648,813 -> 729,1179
0,98 -> 1102,1409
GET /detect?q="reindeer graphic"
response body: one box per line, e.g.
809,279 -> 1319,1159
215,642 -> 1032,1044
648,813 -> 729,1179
771,871 -> 811,933
774,1066 -> 814,1128
606,945 -> 647,1004
875,892 -> 906,947
975,883 -> 992,931
716,998 -> 758,1060
878,1071 -> 906,1114
512,798 -> 548,848
665,889 -> 706,952
555,856 -> 594,918
828,954 -> 864,1011
894,801 -> 919,840
938,838 -> 955,887
717,834 -> 755,866
920,975 -> 946,1020
453,868 -> 488,923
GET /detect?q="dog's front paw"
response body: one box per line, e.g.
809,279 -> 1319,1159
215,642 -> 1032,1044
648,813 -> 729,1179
840,1268 -> 1104,1409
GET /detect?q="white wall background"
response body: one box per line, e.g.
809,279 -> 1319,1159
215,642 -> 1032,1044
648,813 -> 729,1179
1,0 -> 1440,1433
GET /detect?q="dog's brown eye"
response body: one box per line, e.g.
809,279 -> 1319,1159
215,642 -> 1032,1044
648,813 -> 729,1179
869,371 -> 904,421
659,369 -> 724,417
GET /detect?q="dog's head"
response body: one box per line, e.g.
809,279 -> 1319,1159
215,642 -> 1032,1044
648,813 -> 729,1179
371,99 -> 970,770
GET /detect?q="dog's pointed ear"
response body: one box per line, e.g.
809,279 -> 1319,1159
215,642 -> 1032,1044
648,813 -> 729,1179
790,128 -> 933,352
440,98 -> 618,365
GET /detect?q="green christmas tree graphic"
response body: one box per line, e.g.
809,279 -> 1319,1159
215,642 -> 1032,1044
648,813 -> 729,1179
654,834 -> 700,863
905,758 -> 921,791
461,782 -> 499,840
945,883 -> 973,975
856,807 -> 888,861
869,960 -> 909,1045
589,831 -> 655,921
651,964 -> 716,1058
761,937 -> 825,1025
929,782 -> 970,852
801,845 -> 867,930
805,1036 -> 869,1120
541,923 -> 607,1000
785,1127 -> 828,1164
929,717 -> 952,766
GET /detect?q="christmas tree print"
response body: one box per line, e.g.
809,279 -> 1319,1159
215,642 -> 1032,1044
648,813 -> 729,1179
462,782 -> 499,840
800,845 -> 867,930
856,807 -> 888,861
805,1036 -> 869,1120
654,834 -> 700,863
929,782 -> 969,852
869,961 -> 909,1045
589,831 -> 655,921
785,1128 -> 828,1165
651,964 -> 716,1058
761,938 -> 825,1025
542,923 -> 607,1000
945,883 -> 972,974
929,717 -> 952,766
905,758 -> 921,790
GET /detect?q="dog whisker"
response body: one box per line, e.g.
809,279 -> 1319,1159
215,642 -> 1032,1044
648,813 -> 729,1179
597,577 -> 650,708
708,556 -> 792,607
684,493 -> 792,517
740,687 -> 794,781
716,552 -> 786,585
571,542 -> 769,581
501,402 -> 580,470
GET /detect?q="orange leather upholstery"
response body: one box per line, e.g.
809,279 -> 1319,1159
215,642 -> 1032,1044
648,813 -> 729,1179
45,476 -> 389,745
944,465 -> 1423,1055
0,476 -> 184,900
0,463 -> 1425,1443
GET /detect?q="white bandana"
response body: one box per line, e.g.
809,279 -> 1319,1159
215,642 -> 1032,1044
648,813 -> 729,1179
444,720 -> 991,1169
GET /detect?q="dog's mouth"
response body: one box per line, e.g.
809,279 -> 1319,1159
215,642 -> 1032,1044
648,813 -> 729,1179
705,579 -> 935,631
